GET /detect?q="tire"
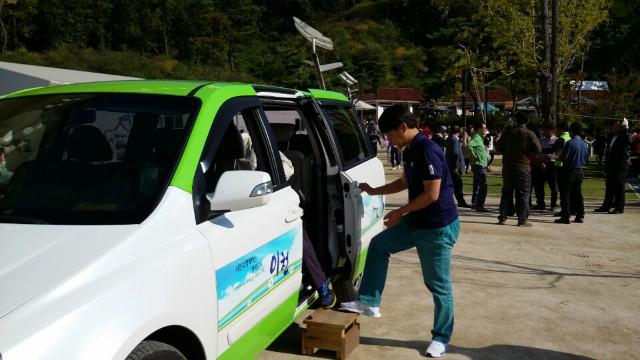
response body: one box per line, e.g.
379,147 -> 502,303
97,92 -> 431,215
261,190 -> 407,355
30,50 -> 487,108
126,340 -> 187,360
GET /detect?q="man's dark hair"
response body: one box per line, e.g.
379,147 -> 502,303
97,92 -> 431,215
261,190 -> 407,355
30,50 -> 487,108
557,122 -> 568,131
569,122 -> 582,136
515,112 -> 528,125
378,104 -> 417,133
450,125 -> 460,135
473,122 -> 486,131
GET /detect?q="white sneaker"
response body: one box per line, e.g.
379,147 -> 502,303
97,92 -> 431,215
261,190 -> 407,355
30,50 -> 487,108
339,300 -> 381,318
425,340 -> 446,358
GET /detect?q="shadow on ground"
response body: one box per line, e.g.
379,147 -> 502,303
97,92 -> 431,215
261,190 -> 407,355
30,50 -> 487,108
267,323 -> 596,359
360,337 -> 596,359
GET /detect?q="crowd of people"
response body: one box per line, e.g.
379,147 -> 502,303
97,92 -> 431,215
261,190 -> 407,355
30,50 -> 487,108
363,113 -> 638,227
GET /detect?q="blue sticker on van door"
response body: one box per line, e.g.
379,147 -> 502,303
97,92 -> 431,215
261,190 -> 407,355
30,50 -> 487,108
216,227 -> 303,330
361,194 -> 384,236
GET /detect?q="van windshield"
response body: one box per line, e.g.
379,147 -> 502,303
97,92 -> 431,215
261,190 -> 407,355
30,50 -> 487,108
0,93 -> 199,225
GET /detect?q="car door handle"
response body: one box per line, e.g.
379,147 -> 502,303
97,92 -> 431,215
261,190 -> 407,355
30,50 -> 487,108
285,207 -> 304,223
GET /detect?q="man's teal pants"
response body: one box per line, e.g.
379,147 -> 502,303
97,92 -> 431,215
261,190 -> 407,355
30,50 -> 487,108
359,216 -> 460,344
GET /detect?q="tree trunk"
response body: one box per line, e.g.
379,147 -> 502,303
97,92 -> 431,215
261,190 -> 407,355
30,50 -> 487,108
539,0 -> 551,123
0,2 -> 7,54
550,0 -> 559,126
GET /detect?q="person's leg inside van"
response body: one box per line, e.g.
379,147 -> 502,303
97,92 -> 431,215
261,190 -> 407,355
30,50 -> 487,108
302,231 -> 335,307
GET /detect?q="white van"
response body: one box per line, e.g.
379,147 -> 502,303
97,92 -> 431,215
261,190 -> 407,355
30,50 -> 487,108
0,81 -> 385,360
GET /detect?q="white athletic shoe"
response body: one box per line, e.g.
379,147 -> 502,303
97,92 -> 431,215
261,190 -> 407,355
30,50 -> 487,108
339,300 -> 381,318
425,340 -> 446,358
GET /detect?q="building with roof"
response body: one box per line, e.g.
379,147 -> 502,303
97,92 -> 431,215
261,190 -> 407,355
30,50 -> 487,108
358,87 -> 425,119
568,80 -> 609,111
0,61 -> 139,96
455,89 -> 513,111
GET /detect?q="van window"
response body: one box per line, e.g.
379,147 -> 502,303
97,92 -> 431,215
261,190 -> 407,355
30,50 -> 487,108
0,93 -> 199,225
321,105 -> 370,168
202,108 -> 277,195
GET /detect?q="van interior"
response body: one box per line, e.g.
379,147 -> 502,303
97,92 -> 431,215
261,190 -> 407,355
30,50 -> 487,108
261,101 -> 348,306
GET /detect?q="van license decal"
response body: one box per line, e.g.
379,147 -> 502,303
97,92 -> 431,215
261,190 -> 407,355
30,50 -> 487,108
216,227 -> 302,330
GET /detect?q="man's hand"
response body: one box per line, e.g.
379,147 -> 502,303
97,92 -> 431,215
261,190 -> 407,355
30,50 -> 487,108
383,208 -> 404,228
359,183 -> 375,194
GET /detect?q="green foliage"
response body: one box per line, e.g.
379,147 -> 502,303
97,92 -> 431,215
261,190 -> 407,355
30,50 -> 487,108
0,0 -> 635,123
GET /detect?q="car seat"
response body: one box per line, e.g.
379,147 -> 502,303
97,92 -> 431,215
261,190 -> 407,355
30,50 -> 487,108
271,123 -> 311,205
206,123 -> 245,193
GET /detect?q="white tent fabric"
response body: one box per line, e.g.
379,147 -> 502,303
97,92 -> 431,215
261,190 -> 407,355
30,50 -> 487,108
353,99 -> 375,110
0,61 -> 140,95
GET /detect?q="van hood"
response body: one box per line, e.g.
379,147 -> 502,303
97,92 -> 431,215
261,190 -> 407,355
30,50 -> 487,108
0,223 -> 138,319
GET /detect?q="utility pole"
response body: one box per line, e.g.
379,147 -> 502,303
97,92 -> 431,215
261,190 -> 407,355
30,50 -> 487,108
550,0 -> 559,126
461,70 -> 467,128
540,0 -> 551,124
483,72 -> 489,124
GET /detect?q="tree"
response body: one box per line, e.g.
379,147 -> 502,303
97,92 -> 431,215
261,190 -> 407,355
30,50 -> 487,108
483,0 -> 610,122
0,0 -> 18,53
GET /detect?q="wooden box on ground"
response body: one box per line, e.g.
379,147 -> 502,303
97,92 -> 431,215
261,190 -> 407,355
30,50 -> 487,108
301,309 -> 359,360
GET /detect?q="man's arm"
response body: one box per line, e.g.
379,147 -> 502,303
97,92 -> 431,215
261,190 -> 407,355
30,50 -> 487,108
398,179 -> 440,214
359,173 -> 407,195
384,179 -> 440,227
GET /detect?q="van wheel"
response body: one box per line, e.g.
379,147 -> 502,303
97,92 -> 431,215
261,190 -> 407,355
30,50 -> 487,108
126,340 -> 187,360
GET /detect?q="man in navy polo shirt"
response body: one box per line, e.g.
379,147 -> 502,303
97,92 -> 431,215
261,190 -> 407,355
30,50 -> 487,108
340,105 -> 460,358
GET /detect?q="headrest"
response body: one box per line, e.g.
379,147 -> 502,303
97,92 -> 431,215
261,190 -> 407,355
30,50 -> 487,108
216,124 -> 244,160
271,123 -> 296,143
67,125 -> 113,162
154,128 -> 184,164
70,108 -> 96,126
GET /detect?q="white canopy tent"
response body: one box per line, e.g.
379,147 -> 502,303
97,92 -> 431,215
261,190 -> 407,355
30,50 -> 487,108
0,61 -> 140,96
353,99 -> 375,111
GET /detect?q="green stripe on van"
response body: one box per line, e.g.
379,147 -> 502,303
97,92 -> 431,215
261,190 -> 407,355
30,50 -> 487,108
217,292 -> 298,360
308,88 -> 349,102
171,84 -> 256,192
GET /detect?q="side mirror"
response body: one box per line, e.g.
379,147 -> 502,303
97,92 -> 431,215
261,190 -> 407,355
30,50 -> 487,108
208,170 -> 273,212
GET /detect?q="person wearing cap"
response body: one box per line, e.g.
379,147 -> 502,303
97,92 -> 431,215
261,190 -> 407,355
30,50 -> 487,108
595,118 -> 631,214
555,123 -> 589,224
341,104 -> 460,358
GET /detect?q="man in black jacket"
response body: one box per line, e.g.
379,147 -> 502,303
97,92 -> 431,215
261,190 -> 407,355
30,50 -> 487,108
445,126 -> 470,208
595,119 -> 631,214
